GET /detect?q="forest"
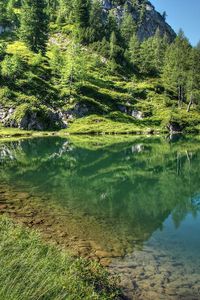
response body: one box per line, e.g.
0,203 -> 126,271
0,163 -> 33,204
0,0 -> 200,134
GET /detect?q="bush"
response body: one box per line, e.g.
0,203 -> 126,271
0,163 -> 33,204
1,54 -> 25,81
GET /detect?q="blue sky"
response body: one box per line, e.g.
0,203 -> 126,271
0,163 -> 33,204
150,0 -> 200,46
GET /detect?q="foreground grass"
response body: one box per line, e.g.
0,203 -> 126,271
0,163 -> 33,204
0,216 -> 121,300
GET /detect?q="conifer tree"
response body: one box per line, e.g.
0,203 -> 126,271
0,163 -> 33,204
0,0 -> 9,28
56,0 -> 72,24
74,0 -> 91,43
19,0 -> 49,53
109,31 -> 119,71
186,46 -> 200,111
139,37 -> 156,75
152,29 -> 169,73
127,34 -> 140,68
88,0 -> 104,43
162,30 -> 191,107
120,6 -> 136,46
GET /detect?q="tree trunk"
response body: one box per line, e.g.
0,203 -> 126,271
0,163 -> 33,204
181,86 -> 185,104
187,95 -> 193,112
178,85 -> 182,108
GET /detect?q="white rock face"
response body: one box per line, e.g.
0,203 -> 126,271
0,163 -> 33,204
100,0 -> 175,41
132,110 -> 143,120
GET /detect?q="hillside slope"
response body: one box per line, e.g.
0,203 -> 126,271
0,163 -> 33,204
0,0 -> 199,134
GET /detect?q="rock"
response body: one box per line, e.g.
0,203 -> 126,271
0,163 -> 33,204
0,105 -> 67,131
167,122 -> 183,133
63,103 -> 89,121
118,104 -> 128,114
132,110 -> 143,120
18,108 -> 67,131
100,0 -> 176,42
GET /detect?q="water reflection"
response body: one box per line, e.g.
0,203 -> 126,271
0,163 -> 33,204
0,136 -> 200,244
1,136 -> 200,298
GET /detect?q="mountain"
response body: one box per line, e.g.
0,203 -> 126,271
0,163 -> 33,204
101,0 -> 176,41
0,0 -> 199,134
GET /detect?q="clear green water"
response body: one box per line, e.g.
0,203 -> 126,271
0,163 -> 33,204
0,136 -> 200,299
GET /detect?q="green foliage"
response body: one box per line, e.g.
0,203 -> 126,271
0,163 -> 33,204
126,34 -> 140,69
74,0 -> 91,43
88,0 -> 104,43
0,42 -> 6,60
0,0 -> 199,133
0,216 -> 121,300
162,30 -> 191,106
1,54 -> 25,81
19,0 -> 49,53
120,6 -> 136,46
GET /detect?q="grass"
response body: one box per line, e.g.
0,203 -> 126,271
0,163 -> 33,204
64,114 -> 163,135
0,216 -> 121,300
0,126 -> 32,137
0,126 -> 60,139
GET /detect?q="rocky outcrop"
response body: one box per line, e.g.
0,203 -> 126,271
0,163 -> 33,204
101,0 -> 176,41
18,109 -> 67,131
0,105 -> 67,131
167,121 -> 183,133
118,104 -> 144,119
63,103 -> 90,121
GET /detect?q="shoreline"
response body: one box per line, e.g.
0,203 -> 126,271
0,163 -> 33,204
0,126 -> 197,140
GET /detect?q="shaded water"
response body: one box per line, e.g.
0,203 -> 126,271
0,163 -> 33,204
0,135 -> 200,299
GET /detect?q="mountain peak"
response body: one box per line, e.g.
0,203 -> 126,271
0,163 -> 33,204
101,0 -> 176,41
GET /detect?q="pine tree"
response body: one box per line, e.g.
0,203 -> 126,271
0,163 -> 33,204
120,6 -> 136,46
109,31 -> 119,71
105,10 -> 118,40
0,0 -> 9,28
74,0 -> 91,43
19,0 -> 49,53
127,34 -> 140,68
152,29 -> 169,73
88,0 -> 104,43
61,42 -> 88,95
139,37 -> 156,75
186,46 -> 200,111
56,0 -> 73,24
162,30 -> 191,107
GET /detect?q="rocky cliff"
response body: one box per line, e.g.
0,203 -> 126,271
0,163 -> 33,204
101,0 -> 176,41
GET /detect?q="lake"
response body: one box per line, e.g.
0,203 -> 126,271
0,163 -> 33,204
0,135 -> 200,299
